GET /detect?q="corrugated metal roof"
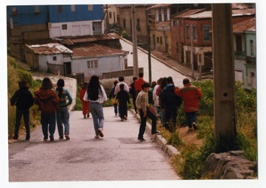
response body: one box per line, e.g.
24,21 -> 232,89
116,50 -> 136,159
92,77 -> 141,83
60,33 -> 121,46
146,4 -> 172,10
172,9 -> 205,19
71,44 -> 128,58
26,43 -> 73,55
233,17 -> 256,33
184,8 -> 255,19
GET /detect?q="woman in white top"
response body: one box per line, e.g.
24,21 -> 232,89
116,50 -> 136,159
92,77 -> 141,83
83,75 -> 107,139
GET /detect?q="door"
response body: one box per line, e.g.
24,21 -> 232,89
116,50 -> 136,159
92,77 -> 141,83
64,62 -> 72,76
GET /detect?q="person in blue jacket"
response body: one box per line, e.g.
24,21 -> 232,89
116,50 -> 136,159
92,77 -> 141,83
55,79 -> 73,140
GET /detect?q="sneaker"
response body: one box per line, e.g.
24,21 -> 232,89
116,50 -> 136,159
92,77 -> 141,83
95,135 -> 100,139
188,127 -> 193,131
12,136 -> 18,140
65,134 -> 70,140
87,114 -> 90,118
59,136 -> 64,140
152,131 -> 160,135
192,122 -> 198,130
25,136 -> 30,141
124,116 -> 127,120
98,129 -> 104,137
138,138 -> 146,142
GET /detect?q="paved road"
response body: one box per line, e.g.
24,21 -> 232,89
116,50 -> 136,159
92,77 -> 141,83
120,39 -> 187,88
9,107 -> 181,182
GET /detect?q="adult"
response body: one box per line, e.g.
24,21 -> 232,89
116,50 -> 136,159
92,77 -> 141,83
177,78 -> 202,131
80,82 -> 90,118
34,78 -> 59,141
10,80 -> 34,140
83,75 -> 107,139
135,82 -> 159,141
109,80 -> 118,116
129,76 -> 138,113
114,76 -> 129,95
134,72 -> 146,96
55,79 -> 73,140
160,76 -> 182,132
116,84 -> 130,121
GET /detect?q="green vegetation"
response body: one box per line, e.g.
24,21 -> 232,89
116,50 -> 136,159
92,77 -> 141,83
165,80 -> 257,179
8,56 -> 42,139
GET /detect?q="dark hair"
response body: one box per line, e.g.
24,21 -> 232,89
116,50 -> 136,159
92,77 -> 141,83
133,76 -> 137,81
82,82 -> 88,89
114,80 -> 118,86
183,78 -> 190,85
160,77 -> 167,89
151,81 -> 156,88
119,83 -> 125,90
142,82 -> 150,89
87,75 -> 102,100
118,76 -> 124,82
18,80 -> 28,89
166,76 -> 173,84
41,77 -> 53,90
57,79 -> 65,87
139,72 -> 144,77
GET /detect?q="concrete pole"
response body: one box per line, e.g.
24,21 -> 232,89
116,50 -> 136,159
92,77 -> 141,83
147,25 -> 152,83
190,24 -> 194,78
131,4 -> 139,77
212,4 -> 237,149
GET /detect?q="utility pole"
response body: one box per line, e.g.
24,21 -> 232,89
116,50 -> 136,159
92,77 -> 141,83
147,25 -> 152,83
212,4 -> 237,151
131,4 -> 139,77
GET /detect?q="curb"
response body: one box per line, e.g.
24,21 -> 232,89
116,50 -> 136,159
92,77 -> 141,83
129,109 -> 180,158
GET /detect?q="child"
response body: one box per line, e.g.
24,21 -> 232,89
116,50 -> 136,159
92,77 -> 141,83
116,84 -> 130,121
109,80 -> 118,116
135,82 -> 158,141
80,82 -> 90,118
10,80 -> 34,140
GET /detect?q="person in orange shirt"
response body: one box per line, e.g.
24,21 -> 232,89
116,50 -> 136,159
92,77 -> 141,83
177,78 -> 202,131
134,72 -> 146,96
80,82 -> 90,118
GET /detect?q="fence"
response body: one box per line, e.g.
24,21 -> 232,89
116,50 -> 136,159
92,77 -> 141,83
102,68 -> 143,79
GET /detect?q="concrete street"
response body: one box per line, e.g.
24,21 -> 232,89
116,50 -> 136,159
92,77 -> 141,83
9,107 -> 181,182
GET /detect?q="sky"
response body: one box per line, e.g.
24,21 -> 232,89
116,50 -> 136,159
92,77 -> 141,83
1,0 -> 265,188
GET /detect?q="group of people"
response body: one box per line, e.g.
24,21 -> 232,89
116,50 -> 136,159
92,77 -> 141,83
10,73 -> 202,142
10,77 -> 72,141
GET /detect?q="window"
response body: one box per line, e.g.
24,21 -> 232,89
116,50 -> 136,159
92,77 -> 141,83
88,5 -> 93,11
62,24 -> 67,30
34,6 -> 39,14
71,5 -> 75,12
193,25 -> 197,40
109,12 -> 112,19
186,25 -> 190,40
87,60 -> 98,69
179,19 -> 183,27
136,19 -> 140,31
203,25 -> 211,41
53,56 -> 57,61
93,22 -> 101,32
250,40 -> 254,56
160,37 -> 162,44
164,8 -> 168,21
123,19 -> 126,29
157,37 -> 159,43
58,5 -> 62,13
158,9 -> 162,22
176,42 -> 179,53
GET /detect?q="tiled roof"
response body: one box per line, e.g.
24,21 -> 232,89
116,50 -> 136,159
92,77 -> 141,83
26,43 -> 73,55
172,9 -> 205,19
233,17 -> 256,33
71,44 -> 128,59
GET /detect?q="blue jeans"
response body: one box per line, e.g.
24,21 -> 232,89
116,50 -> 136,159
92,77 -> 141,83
186,112 -> 197,128
41,112 -> 56,139
14,108 -> 30,139
90,102 -> 104,136
56,107 -> 70,137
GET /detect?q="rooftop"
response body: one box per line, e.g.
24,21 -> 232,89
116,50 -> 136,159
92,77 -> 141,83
26,43 -> 72,55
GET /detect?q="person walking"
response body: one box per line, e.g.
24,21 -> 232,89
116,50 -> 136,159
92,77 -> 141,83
109,80 -> 118,116
160,77 -> 182,132
129,76 -> 137,113
55,79 -> 73,140
134,72 -> 146,96
80,82 -> 90,118
116,84 -> 130,121
114,76 -> 130,95
10,80 -> 34,140
34,78 -> 59,141
156,77 -> 167,127
135,82 -> 158,142
177,78 -> 202,131
83,75 -> 107,139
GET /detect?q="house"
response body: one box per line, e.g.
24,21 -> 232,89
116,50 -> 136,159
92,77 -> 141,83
171,8 -> 255,73
70,44 -> 128,79
118,4 -> 152,44
24,43 -> 73,74
48,5 -> 104,38
233,17 -> 256,89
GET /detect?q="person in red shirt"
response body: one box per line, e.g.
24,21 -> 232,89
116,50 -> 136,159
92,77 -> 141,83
177,78 -> 202,131
134,72 -> 146,96
80,82 -> 90,118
